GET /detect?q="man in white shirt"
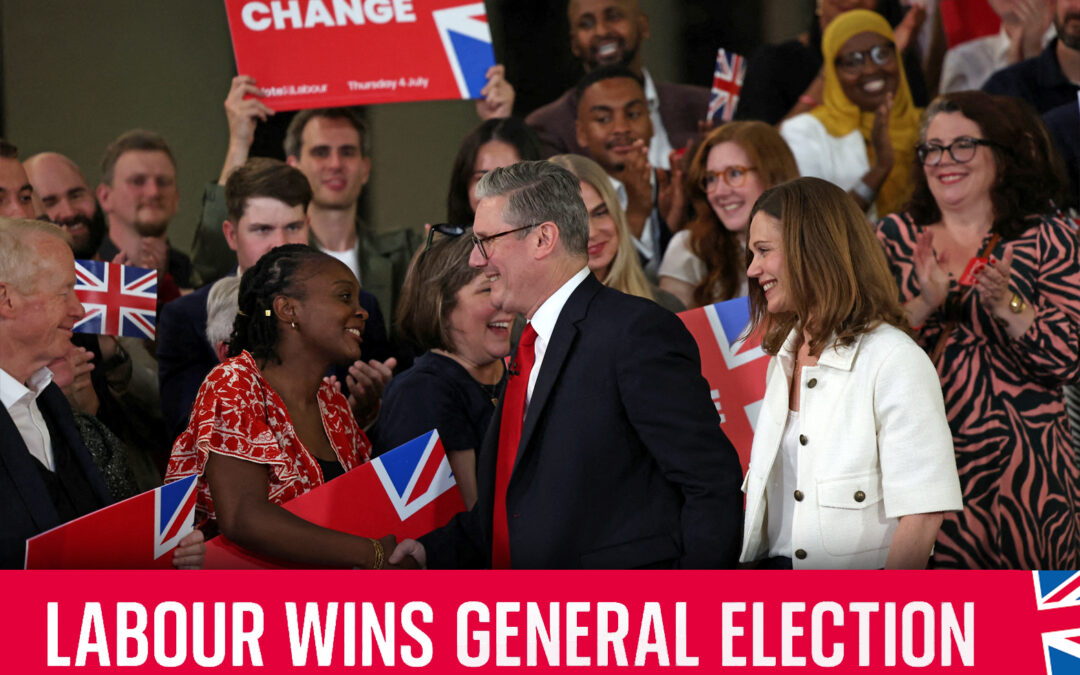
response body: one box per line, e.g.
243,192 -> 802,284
390,161 -> 742,569
940,0 -> 1055,92
0,218 -> 203,568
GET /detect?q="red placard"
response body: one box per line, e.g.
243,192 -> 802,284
223,0 -> 497,110
679,298 -> 769,471
205,430 -> 465,568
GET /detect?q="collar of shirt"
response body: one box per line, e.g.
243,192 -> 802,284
524,266 -> 590,407
0,365 -> 53,411
642,67 -> 659,113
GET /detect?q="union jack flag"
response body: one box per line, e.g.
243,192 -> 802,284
678,298 -> 768,471
708,48 -> 746,123
73,259 -> 157,339
371,430 -> 459,521
1035,572 -> 1080,674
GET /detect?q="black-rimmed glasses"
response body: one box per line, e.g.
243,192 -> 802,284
834,42 -> 896,73
916,137 -> 999,166
470,223 -> 540,260
425,223 -> 467,251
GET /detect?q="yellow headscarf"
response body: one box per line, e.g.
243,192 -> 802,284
812,9 -> 921,216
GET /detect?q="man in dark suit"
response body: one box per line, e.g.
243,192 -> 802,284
0,217 -> 204,568
525,0 -> 708,168
157,158 -> 392,442
391,161 -> 742,569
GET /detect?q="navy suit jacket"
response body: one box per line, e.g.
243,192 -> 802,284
158,280 -> 391,444
420,273 -> 743,569
0,383 -> 111,568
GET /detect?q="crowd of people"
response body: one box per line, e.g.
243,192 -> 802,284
1,0 -> 1079,570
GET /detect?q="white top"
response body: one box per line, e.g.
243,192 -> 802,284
657,229 -> 748,299
608,173 -> 661,274
642,68 -> 674,170
320,244 -> 361,285
779,113 -> 877,221
766,409 -> 800,558
740,323 -> 963,569
940,25 -> 1056,94
0,366 -> 56,471
525,266 -> 591,411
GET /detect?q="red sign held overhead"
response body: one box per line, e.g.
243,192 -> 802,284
224,0 -> 497,110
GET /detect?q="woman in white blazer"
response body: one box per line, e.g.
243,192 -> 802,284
740,177 -> 962,569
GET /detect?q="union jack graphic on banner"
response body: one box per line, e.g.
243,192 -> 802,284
708,48 -> 746,123
1042,628 -> 1080,675
154,475 -> 198,560
73,259 -> 157,338
1036,571 -> 1080,611
678,298 -> 768,471
1034,572 -> 1080,674
432,3 -> 496,100
371,430 -> 459,521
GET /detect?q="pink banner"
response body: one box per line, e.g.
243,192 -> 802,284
6,570 -> 1080,672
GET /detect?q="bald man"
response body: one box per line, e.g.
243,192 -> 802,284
525,0 -> 707,167
24,152 -> 106,258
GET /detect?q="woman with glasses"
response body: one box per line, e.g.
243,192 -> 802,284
779,9 -> 921,220
374,231 -> 513,508
876,91 -> 1080,569
740,177 -> 961,570
657,122 -> 799,310
166,245 -> 404,568
547,154 -> 684,313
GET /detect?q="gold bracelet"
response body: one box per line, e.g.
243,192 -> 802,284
368,537 -> 385,569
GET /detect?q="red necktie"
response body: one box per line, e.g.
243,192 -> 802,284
491,323 -> 538,569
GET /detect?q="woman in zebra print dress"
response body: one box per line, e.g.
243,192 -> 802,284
877,91 -> 1080,569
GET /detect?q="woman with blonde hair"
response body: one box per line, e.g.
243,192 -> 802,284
548,153 -> 683,313
660,121 -> 798,309
741,177 -> 961,569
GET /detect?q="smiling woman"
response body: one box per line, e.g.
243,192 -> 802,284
164,244 -> 407,569
779,9 -> 921,219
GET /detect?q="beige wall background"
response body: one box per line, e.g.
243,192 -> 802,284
2,1 -> 747,254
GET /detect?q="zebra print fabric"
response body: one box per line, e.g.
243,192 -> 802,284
877,213 -> 1080,569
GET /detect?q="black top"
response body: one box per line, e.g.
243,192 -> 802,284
984,39 -> 1080,115
1044,101 -> 1080,210
315,457 -> 345,483
373,351 -> 504,457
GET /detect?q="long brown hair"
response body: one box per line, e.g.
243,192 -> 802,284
684,121 -> 798,307
747,177 -> 906,357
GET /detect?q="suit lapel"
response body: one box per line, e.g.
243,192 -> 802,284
38,385 -> 111,505
513,275 -> 601,474
0,401 -> 62,531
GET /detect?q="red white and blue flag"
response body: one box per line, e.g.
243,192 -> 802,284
73,259 -> 157,339
24,475 -> 196,569
708,48 -> 746,123
679,298 -> 768,471
204,430 -> 465,568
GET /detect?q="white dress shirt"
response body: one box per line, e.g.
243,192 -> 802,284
0,366 -> 56,471
523,266 -> 590,413
940,25 -> 1056,94
642,69 -> 674,170
608,173 -> 662,275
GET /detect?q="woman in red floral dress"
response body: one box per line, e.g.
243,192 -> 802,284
166,245 -> 397,568
876,92 -> 1080,569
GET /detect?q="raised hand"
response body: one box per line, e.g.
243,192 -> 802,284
219,75 -> 274,184
476,65 -> 515,120
346,357 -> 397,426
913,228 -> 950,311
973,245 -> 1014,316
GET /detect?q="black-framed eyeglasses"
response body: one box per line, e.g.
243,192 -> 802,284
425,223 -> 467,251
470,223 -> 540,260
916,137 -> 1000,166
700,165 -> 758,191
834,42 -> 896,73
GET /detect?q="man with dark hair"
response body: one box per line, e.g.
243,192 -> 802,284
96,129 -> 194,300
0,140 -> 34,219
157,158 -> 392,442
574,66 -> 675,275
24,152 -> 107,259
0,217 -> 205,569
984,0 -> 1080,113
391,161 -> 743,570
189,77 -> 420,330
524,0 -> 707,167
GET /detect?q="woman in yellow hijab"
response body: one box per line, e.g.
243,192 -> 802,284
780,9 -> 921,218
